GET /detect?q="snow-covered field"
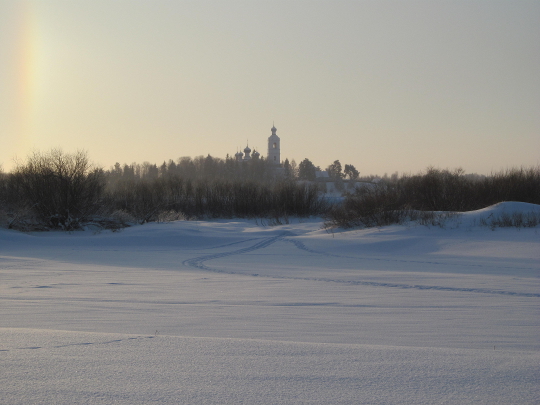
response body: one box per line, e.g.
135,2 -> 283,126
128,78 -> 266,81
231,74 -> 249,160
1,202 -> 539,404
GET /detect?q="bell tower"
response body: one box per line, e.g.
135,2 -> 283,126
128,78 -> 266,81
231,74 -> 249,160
267,125 -> 280,165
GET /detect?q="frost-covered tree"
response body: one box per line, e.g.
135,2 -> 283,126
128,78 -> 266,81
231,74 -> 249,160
290,159 -> 298,179
298,158 -> 316,181
159,161 -> 167,177
344,164 -> 359,180
283,158 -> 291,178
326,160 -> 344,179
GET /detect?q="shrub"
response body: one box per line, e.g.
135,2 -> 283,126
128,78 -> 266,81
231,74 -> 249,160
11,149 -> 104,229
479,211 -> 540,229
103,177 -> 331,222
326,166 -> 540,229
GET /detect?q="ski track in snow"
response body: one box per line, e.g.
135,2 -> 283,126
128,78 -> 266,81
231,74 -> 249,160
182,234 -> 286,271
183,233 -> 540,298
196,237 -> 265,250
1,336 -> 156,353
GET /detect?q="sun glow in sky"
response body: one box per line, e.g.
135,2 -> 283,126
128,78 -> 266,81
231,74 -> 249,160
0,0 -> 539,175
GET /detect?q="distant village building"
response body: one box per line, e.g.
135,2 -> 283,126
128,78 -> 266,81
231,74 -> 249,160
234,125 -> 281,166
267,125 -> 280,165
235,145 -> 259,162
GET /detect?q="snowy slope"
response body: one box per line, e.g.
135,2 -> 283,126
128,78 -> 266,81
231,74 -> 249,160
1,202 -> 539,404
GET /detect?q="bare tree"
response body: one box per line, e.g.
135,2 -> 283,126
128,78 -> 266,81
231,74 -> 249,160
14,149 -> 104,229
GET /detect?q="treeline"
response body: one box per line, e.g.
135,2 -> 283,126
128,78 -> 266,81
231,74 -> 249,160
104,155 -> 360,182
103,177 -> 327,223
107,154 -> 276,183
1,149 -> 539,231
327,167 -> 540,228
0,150 -> 329,231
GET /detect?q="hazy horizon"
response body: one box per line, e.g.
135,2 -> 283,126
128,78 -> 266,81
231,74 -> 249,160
1,0 -> 539,175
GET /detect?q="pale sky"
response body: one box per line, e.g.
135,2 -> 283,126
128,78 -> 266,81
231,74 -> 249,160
1,0 -> 539,175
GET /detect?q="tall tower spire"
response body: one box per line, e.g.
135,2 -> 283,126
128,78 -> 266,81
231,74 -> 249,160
267,124 -> 280,165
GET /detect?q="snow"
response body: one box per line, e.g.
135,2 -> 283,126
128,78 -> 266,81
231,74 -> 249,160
1,202 -> 539,404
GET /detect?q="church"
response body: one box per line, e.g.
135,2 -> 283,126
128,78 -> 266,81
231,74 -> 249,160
235,125 -> 281,166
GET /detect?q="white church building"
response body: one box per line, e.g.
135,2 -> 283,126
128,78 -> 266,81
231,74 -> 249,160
235,125 -> 281,166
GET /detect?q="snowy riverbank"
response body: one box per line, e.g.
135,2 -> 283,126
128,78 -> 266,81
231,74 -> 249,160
1,202 -> 539,404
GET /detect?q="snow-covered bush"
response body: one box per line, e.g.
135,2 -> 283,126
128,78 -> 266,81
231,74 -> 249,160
326,166 -> 540,229
479,211 -> 540,229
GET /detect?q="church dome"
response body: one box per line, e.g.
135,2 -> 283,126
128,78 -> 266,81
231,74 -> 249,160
244,145 -> 251,154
